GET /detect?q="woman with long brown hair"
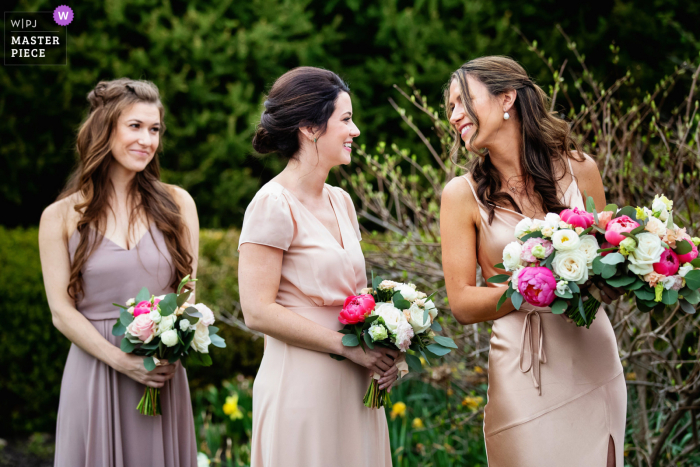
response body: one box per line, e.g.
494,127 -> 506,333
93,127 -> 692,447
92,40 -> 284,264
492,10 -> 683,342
39,78 -> 198,466
440,56 -> 626,466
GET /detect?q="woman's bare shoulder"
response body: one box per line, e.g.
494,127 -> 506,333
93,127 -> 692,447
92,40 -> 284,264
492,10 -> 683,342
441,174 -> 481,223
40,192 -> 83,241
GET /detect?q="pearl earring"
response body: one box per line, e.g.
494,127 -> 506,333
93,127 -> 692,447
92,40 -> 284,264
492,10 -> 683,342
503,112 -> 510,120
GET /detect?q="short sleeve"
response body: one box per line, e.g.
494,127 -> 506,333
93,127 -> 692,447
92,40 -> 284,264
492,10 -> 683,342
238,188 -> 294,251
338,188 -> 362,241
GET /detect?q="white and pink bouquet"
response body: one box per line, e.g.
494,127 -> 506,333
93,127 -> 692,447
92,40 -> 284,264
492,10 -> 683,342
330,274 -> 457,408
112,275 -> 226,416
491,195 -> 700,327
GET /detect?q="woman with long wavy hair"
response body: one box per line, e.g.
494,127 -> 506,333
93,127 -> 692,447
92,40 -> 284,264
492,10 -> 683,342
39,78 -> 198,467
440,56 -> 626,466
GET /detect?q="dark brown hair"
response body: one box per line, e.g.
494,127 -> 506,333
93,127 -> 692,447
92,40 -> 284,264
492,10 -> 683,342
252,67 -> 350,159
60,78 -> 193,301
445,56 -> 583,223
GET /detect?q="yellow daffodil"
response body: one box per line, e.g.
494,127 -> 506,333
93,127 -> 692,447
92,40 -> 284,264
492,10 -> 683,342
390,401 -> 407,420
223,393 -> 243,420
412,417 -> 424,429
462,395 -> 484,411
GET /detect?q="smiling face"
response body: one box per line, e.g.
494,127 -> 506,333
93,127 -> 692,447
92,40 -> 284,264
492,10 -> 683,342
110,102 -> 162,173
314,91 -> 360,166
448,76 -> 510,153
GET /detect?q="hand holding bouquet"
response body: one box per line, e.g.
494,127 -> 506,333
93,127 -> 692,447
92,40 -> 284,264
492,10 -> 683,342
112,275 -> 227,415
331,274 -> 457,408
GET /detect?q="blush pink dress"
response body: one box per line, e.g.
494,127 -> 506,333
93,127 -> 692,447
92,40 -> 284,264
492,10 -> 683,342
238,181 -> 392,467
461,162 -> 626,467
54,226 -> 197,467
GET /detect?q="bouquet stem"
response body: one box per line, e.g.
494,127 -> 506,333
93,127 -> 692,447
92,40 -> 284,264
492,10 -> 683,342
565,296 -> 601,328
137,387 -> 161,416
363,379 -> 392,409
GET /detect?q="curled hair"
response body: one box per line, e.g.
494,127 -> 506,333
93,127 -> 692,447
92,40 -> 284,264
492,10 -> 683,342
252,67 -> 350,159
444,56 -> 583,223
60,78 -> 193,301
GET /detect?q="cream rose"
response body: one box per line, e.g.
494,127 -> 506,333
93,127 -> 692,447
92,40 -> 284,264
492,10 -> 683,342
378,280 -> 399,291
510,267 -> 523,290
425,299 -> 438,321
552,249 -> 589,283
502,241 -> 523,271
394,283 -> 418,302
148,309 -> 162,324
193,303 -> 215,326
679,263 -> 694,278
544,213 -> 561,229
126,298 -> 136,307
514,218 -> 534,239
157,314 -> 177,335
627,232 -> 664,276
578,235 -> 600,269
373,302 -> 403,332
126,314 -> 156,344
160,329 -> 179,347
191,321 -> 212,353
551,229 -> 581,251
406,303 -> 431,334
645,216 -> 666,237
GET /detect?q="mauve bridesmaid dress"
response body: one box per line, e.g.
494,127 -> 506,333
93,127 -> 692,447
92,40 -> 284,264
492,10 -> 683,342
238,181 -> 392,467
462,158 -> 627,466
53,226 -> 197,467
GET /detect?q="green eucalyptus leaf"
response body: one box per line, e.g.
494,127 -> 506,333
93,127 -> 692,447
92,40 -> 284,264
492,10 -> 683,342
176,290 -> 191,307
135,287 -> 150,303
363,332 -> 375,349
685,270 -> 700,290
430,321 -> 442,332
601,252 -> 625,265
496,291 -> 508,311
372,274 -> 383,290
426,344 -> 452,356
616,206 -> 637,220
405,353 -> 422,372
158,293 -> 178,316
120,337 -> 135,353
635,288 -> 656,301
679,300 -> 697,314
554,289 -> 573,299
392,292 -> 411,310
675,240 -> 692,255
208,326 -> 219,336
143,356 -> 156,371
551,299 -> 568,315
681,288 -> 700,304
603,204 -> 618,213
520,231 -> 544,241
568,282 -> 580,294
433,335 -> 458,349
606,275 -> 636,287
487,274 -> 511,284
112,321 -> 126,336
511,291 -> 523,310
494,262 -> 505,270
661,289 -> 678,306
342,334 -> 360,347
691,258 -> 700,268
210,334 -> 227,348
631,225 -> 645,235
119,311 -> 134,327
586,196 -> 595,213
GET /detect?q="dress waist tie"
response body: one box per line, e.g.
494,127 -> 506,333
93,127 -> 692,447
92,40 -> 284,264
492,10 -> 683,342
519,310 -> 547,396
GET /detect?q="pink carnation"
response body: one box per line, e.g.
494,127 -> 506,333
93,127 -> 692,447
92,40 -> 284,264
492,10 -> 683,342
560,207 -> 595,230
605,216 -> 640,246
394,321 -> 414,352
517,267 -> 557,307
520,238 -> 554,263
653,249 -> 680,276
339,294 -> 375,325
643,271 -> 665,288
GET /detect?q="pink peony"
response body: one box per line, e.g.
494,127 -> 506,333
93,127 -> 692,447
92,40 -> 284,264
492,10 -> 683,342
517,267 -> 557,307
677,239 -> 698,264
339,294 -> 375,325
133,297 -> 161,317
126,314 -> 156,343
596,211 -> 614,230
653,249 -> 680,276
560,207 -> 595,230
604,216 -> 640,246
520,238 -> 554,263
600,241 -> 615,257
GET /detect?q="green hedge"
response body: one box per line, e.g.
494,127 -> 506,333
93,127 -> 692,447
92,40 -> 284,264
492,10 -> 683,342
0,227 -> 262,436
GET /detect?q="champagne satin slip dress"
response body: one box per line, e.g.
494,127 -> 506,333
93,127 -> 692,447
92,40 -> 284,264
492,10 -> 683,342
462,163 -> 627,467
238,181 -> 392,467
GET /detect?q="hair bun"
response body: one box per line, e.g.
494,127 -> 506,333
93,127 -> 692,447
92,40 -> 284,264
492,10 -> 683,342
252,115 -> 278,155
86,82 -> 110,111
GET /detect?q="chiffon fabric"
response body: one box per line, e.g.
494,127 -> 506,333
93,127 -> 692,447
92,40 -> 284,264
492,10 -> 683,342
54,226 -> 197,467
238,181 -> 392,467
463,161 -> 626,467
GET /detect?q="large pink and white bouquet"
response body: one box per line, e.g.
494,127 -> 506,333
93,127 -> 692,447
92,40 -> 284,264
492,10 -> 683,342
331,274 -> 457,408
112,275 -> 226,416
491,195 -> 700,327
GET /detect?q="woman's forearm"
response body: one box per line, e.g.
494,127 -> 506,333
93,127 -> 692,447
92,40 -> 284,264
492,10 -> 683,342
448,285 -> 515,325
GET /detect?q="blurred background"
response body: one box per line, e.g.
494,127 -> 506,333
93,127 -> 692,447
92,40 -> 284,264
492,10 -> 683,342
2,0 -> 700,466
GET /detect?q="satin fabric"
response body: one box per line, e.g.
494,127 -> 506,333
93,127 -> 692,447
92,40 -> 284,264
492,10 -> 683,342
463,161 -> 626,467
238,182 -> 392,467
54,227 -> 197,467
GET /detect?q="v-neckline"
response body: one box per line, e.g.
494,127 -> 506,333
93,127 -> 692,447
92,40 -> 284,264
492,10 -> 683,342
491,178 -> 580,221
269,181 -> 346,250
72,223 -> 153,252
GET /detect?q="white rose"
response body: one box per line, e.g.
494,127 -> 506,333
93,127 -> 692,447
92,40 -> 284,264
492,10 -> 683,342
531,220 -> 543,232
645,217 -> 666,237
372,302 -> 403,332
193,303 -> 215,326
160,329 -> 179,347
157,314 -> 177,334
514,218 -> 534,239
179,319 -> 191,332
544,213 -> 561,229
628,233 -> 664,276
148,309 -> 162,324
511,267 -> 523,290
578,235 -> 600,269
406,303 -> 431,334
652,196 -> 670,221
541,226 -> 554,238
552,249 -> 589,283
394,284 -> 418,302
556,280 -> 570,295
378,280 -> 399,291
558,220 -> 570,230
502,241 -> 523,271
425,299 -> 438,321
551,229 -> 581,251
679,263 -> 694,278
127,306 -> 135,315
191,321 -> 212,353
126,298 -> 136,307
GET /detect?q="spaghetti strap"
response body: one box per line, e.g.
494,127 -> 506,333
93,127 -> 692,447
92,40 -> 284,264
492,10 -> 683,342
461,175 -> 479,200
567,156 -> 574,177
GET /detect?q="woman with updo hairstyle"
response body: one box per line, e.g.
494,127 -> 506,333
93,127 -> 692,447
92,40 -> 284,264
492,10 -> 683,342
238,67 -> 396,466
440,56 -> 626,467
39,78 -> 198,466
